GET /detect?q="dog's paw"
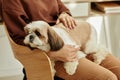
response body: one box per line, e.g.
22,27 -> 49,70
93,53 -> 105,64
93,51 -> 108,64
64,61 -> 78,75
92,45 -> 109,64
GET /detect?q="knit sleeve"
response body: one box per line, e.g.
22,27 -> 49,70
0,0 -> 2,21
2,0 -> 30,45
57,0 -> 72,16
2,0 -> 30,27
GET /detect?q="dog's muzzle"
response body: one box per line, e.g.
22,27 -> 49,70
29,34 -> 35,43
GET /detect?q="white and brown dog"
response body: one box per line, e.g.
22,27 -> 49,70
24,21 -> 109,76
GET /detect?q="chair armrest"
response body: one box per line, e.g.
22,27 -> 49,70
6,27 -> 53,80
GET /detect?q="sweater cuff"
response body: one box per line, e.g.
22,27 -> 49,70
60,11 -> 72,16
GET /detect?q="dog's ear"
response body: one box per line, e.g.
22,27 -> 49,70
48,27 -> 64,51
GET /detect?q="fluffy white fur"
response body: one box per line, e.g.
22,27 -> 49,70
24,21 -> 109,77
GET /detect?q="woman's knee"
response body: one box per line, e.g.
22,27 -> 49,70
84,66 -> 118,80
104,72 -> 118,80
76,58 -> 118,80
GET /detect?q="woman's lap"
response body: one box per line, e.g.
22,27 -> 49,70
100,54 -> 120,80
55,54 -> 119,80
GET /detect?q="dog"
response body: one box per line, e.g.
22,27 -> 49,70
24,21 -> 109,77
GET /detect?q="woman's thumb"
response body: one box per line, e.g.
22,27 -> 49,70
56,19 -> 60,24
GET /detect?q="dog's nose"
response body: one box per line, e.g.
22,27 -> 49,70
29,35 -> 34,43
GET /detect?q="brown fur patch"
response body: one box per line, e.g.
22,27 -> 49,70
47,27 -> 64,51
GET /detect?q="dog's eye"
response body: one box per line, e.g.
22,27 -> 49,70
35,30 -> 41,36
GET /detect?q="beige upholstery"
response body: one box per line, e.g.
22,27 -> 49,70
5,26 -> 53,80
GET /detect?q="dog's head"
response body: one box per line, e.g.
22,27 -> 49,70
24,21 -> 64,52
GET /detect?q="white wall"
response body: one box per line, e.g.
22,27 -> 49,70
104,15 -> 120,58
0,25 -> 24,80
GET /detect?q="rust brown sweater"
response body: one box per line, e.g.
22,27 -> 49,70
1,0 -> 71,45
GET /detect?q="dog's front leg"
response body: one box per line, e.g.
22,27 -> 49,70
64,61 -> 79,75
64,51 -> 85,75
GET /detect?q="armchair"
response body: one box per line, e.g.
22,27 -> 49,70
5,20 -> 91,80
5,25 -> 53,80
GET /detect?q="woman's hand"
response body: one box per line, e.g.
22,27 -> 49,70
56,12 -> 77,29
47,45 -> 80,62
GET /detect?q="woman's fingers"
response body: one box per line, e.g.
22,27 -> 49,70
66,17 -> 76,29
47,45 -> 80,62
56,12 -> 77,29
62,16 -> 76,29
